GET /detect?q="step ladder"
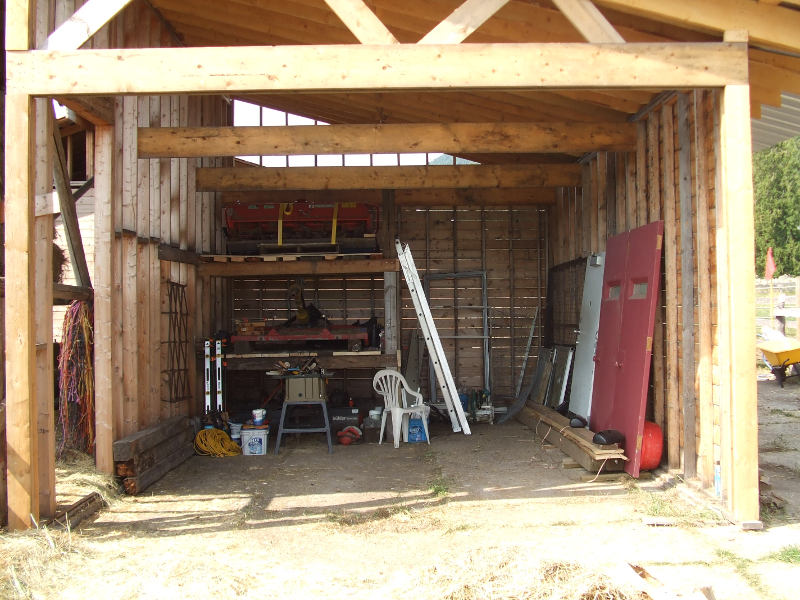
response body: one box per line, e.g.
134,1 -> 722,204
396,240 -> 470,435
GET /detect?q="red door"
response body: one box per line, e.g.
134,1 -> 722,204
590,221 -> 664,477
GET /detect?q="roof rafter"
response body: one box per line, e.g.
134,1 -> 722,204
595,0 -> 800,54
323,0 -> 398,44
418,0 -> 511,44
43,0 -> 134,50
552,0 -> 625,43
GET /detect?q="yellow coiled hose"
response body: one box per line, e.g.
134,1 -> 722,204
194,428 -> 242,457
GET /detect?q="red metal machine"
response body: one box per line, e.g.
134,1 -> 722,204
224,200 -> 378,254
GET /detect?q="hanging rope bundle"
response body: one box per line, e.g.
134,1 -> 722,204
194,428 -> 242,457
57,300 -> 95,457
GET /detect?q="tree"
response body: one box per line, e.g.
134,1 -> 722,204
753,136 -> 800,277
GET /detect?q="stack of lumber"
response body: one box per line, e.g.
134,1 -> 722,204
517,403 -> 627,473
113,416 -> 195,495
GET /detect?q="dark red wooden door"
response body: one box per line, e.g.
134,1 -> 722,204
590,221 -> 664,477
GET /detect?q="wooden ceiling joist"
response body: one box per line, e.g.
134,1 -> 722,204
138,121 -> 637,158
418,0 -> 511,45
196,163 -> 582,192
8,42 -> 748,96
323,0 -> 399,44
221,187 -> 558,206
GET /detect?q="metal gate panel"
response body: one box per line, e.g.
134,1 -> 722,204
568,254 -> 605,421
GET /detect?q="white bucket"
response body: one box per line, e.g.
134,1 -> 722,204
241,428 -> 269,455
229,422 -> 242,440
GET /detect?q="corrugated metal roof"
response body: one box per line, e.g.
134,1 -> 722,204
752,93 -> 800,152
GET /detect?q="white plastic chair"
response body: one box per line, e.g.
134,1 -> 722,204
372,369 -> 430,448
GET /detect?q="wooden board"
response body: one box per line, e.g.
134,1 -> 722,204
112,416 -> 190,462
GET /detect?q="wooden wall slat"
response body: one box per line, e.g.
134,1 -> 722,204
661,102 -> 681,471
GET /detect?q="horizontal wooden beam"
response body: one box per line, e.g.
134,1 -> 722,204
158,244 -> 200,265
197,164 -> 581,192
138,121 -> 637,158
222,187 -> 558,206
394,187 -> 558,205
53,283 -> 93,305
198,257 -> 399,277
6,43 -> 748,96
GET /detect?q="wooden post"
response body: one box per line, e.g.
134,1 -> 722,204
694,90 -> 715,488
94,125 -> 116,475
661,102 -> 681,471
5,92 -> 39,530
677,93 -> 697,479
34,96 -> 55,518
718,54 -> 760,522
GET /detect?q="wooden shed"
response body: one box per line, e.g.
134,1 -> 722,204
4,0 -> 800,530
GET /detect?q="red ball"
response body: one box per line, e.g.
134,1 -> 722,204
640,421 -> 663,471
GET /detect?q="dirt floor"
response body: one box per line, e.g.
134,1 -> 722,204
3,378 -> 800,600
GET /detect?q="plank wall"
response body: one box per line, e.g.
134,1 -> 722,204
91,0 -> 231,441
548,91 -> 720,497
397,206 -> 546,402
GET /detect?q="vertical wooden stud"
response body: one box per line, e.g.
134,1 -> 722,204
694,90 -> 715,488
677,93 -> 697,478
661,102 -> 681,470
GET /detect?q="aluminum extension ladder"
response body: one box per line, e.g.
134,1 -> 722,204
204,339 -> 224,413
395,240 -> 470,435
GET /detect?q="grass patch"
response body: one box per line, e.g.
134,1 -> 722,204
327,505 -> 412,527
429,475 -> 451,497
715,549 -> 771,597
769,408 -> 800,421
628,487 -> 725,525
767,545 -> 800,564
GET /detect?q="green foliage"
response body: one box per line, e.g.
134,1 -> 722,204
753,136 -> 800,277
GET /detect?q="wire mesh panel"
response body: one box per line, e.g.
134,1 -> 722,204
164,282 -> 191,404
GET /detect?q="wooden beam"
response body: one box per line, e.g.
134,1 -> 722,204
221,187 -> 557,206
196,164 -> 581,191
595,0 -> 800,55
552,0 -> 625,43
94,125 -> 115,475
719,80 -> 760,523
138,122 -> 637,158
5,92 -> 38,530
418,0 -> 511,45
6,43 -> 749,96
198,257 -> 399,277
51,110 -> 92,287
158,243 -> 200,265
54,96 -> 114,126
323,0 -> 398,44
53,283 -> 94,304
42,0 -> 134,50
